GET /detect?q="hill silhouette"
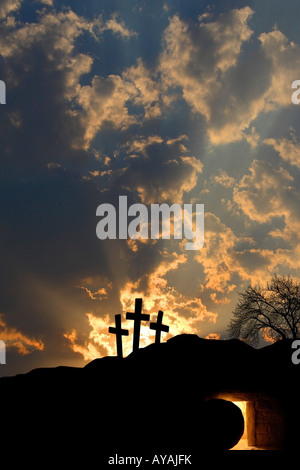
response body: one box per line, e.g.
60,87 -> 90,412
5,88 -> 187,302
0,334 -> 299,460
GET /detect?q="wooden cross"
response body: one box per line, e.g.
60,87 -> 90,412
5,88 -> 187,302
109,314 -> 129,358
126,298 -> 150,352
150,310 -> 169,344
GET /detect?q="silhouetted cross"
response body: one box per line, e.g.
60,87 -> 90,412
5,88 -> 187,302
126,298 -> 150,352
109,314 -> 129,358
150,310 -> 169,344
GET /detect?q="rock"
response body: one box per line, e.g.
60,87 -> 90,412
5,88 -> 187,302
0,334 -> 298,456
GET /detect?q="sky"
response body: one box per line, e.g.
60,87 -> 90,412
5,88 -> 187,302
0,0 -> 300,376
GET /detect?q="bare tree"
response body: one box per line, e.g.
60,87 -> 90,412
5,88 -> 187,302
228,275 -> 300,345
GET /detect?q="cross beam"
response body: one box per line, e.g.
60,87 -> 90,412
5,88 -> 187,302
150,310 -> 169,344
126,298 -> 150,352
109,314 -> 129,358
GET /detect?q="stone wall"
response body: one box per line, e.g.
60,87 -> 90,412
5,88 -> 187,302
247,394 -> 285,448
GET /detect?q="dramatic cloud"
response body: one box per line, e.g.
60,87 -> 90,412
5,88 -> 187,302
0,9 -> 100,166
65,250 -> 217,360
160,7 -> 254,142
99,12 -> 137,39
195,209 -> 296,293
77,74 -> 136,148
0,315 -> 44,355
233,159 -> 300,233
64,314 -> 114,360
110,134 -> 203,204
231,159 -> 300,277
213,171 -> 236,189
160,8 -> 300,144
0,8 -> 140,158
1,2 -> 300,375
78,58 -> 161,148
264,134 -> 300,169
0,0 -> 21,19
37,0 -> 54,6
122,58 -> 161,119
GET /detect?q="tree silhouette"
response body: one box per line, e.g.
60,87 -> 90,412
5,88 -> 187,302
228,275 -> 300,345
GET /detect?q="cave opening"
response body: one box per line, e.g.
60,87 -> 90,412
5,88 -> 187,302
231,401 -> 250,450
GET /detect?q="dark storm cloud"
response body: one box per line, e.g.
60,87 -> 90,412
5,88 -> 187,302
0,170 -> 107,338
0,9 -> 97,174
159,7 -> 300,144
109,135 -> 202,204
0,0 -> 203,373
0,0 -> 21,19
0,6 -> 142,373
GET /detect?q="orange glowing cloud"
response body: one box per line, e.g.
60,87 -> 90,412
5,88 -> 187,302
77,285 -> 111,300
64,251 -> 218,361
0,315 -> 44,355
205,333 -> 220,340
64,313 -> 115,360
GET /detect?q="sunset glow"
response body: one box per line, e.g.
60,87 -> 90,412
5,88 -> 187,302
0,0 -> 300,376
